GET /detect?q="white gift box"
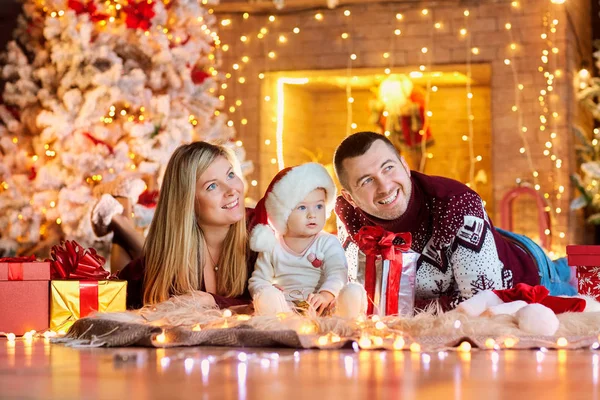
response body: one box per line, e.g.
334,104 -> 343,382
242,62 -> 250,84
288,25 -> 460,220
355,250 -> 419,317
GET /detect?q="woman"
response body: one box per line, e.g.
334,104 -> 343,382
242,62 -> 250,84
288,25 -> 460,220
102,142 -> 256,309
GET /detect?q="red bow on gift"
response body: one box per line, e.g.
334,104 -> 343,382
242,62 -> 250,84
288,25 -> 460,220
354,226 -> 412,315
49,240 -> 109,280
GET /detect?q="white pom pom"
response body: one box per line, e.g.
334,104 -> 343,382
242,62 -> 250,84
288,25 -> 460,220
516,303 -> 559,336
249,224 -> 277,252
457,290 -> 504,317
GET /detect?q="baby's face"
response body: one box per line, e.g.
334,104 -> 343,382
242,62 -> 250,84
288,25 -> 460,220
285,188 -> 327,238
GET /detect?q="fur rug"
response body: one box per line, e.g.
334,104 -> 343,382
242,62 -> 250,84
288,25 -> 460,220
52,292 -> 600,350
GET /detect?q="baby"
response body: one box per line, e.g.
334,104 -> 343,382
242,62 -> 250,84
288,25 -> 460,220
248,162 -> 366,318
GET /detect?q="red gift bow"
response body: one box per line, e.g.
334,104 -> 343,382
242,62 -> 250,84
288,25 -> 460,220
49,240 -> 109,280
49,241 -> 109,319
354,226 -> 412,315
0,256 -> 36,281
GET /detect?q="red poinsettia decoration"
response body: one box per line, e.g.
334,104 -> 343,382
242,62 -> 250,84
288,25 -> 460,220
138,189 -> 159,207
191,66 -> 210,84
67,0 -> 109,22
123,0 -> 156,31
83,132 -> 114,154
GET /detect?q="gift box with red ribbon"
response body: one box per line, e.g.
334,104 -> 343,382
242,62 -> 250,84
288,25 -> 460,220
0,256 -> 51,335
567,245 -> 600,301
49,241 -> 127,332
353,226 -> 418,316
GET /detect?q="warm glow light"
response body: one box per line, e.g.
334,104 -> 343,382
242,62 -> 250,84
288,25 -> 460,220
393,337 -> 405,350
315,13 -> 323,20
458,341 -> 472,352
275,78 -> 309,169
155,332 -> 166,344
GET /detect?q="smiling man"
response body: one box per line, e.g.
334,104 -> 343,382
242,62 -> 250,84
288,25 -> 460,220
333,131 -> 574,311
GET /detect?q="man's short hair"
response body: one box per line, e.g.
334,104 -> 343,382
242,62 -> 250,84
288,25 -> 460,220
333,131 -> 401,191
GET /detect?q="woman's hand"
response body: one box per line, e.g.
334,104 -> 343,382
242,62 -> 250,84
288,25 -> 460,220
307,291 -> 335,315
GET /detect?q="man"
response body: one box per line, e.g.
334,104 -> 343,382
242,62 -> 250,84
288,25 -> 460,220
333,131 -> 574,310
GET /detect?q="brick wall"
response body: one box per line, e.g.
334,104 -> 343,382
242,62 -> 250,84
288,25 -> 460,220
218,0 -> 593,250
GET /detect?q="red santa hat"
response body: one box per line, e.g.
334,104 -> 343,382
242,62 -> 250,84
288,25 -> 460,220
250,162 -> 337,253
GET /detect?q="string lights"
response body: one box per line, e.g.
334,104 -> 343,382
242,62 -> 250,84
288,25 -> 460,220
212,3 -> 576,251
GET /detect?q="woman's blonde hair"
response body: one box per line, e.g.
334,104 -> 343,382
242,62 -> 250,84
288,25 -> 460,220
143,142 -> 248,305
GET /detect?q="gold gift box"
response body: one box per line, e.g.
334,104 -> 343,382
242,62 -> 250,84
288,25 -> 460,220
50,280 -> 127,332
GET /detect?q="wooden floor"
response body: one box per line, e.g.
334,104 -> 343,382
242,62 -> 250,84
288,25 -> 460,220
0,338 -> 599,399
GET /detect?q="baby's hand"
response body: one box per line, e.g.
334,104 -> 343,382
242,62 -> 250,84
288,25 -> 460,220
307,291 -> 335,315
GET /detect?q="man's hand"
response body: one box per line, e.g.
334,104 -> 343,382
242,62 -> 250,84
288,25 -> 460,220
307,291 -> 335,315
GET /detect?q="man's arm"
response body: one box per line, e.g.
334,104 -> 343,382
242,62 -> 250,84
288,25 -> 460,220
336,215 -> 360,281
448,207 -> 505,305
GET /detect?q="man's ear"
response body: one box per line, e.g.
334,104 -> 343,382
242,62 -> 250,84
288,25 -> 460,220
399,156 -> 411,177
341,188 -> 357,208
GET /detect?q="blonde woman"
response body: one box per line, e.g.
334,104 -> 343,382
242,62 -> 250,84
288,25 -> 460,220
101,142 -> 256,309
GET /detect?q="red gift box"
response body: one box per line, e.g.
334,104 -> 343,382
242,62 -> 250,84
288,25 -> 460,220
567,245 -> 600,301
0,257 -> 51,335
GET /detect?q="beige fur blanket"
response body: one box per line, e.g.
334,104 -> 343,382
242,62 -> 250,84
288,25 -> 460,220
53,292 -> 600,350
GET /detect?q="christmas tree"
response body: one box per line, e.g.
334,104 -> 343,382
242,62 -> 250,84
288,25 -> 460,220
0,0 -> 250,256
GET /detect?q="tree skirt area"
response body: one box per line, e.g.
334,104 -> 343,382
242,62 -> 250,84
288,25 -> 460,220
53,293 -> 600,351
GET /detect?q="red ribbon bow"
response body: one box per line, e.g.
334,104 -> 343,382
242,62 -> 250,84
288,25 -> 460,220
354,226 -> 412,315
49,240 -> 109,280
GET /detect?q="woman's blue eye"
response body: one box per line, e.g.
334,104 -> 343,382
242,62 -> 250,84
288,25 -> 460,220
228,171 -> 235,179
207,183 -> 217,191
298,205 -> 306,210
384,165 -> 393,171
317,204 -> 324,209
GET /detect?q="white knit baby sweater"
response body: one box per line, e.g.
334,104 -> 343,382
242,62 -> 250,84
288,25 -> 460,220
248,232 -> 349,301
